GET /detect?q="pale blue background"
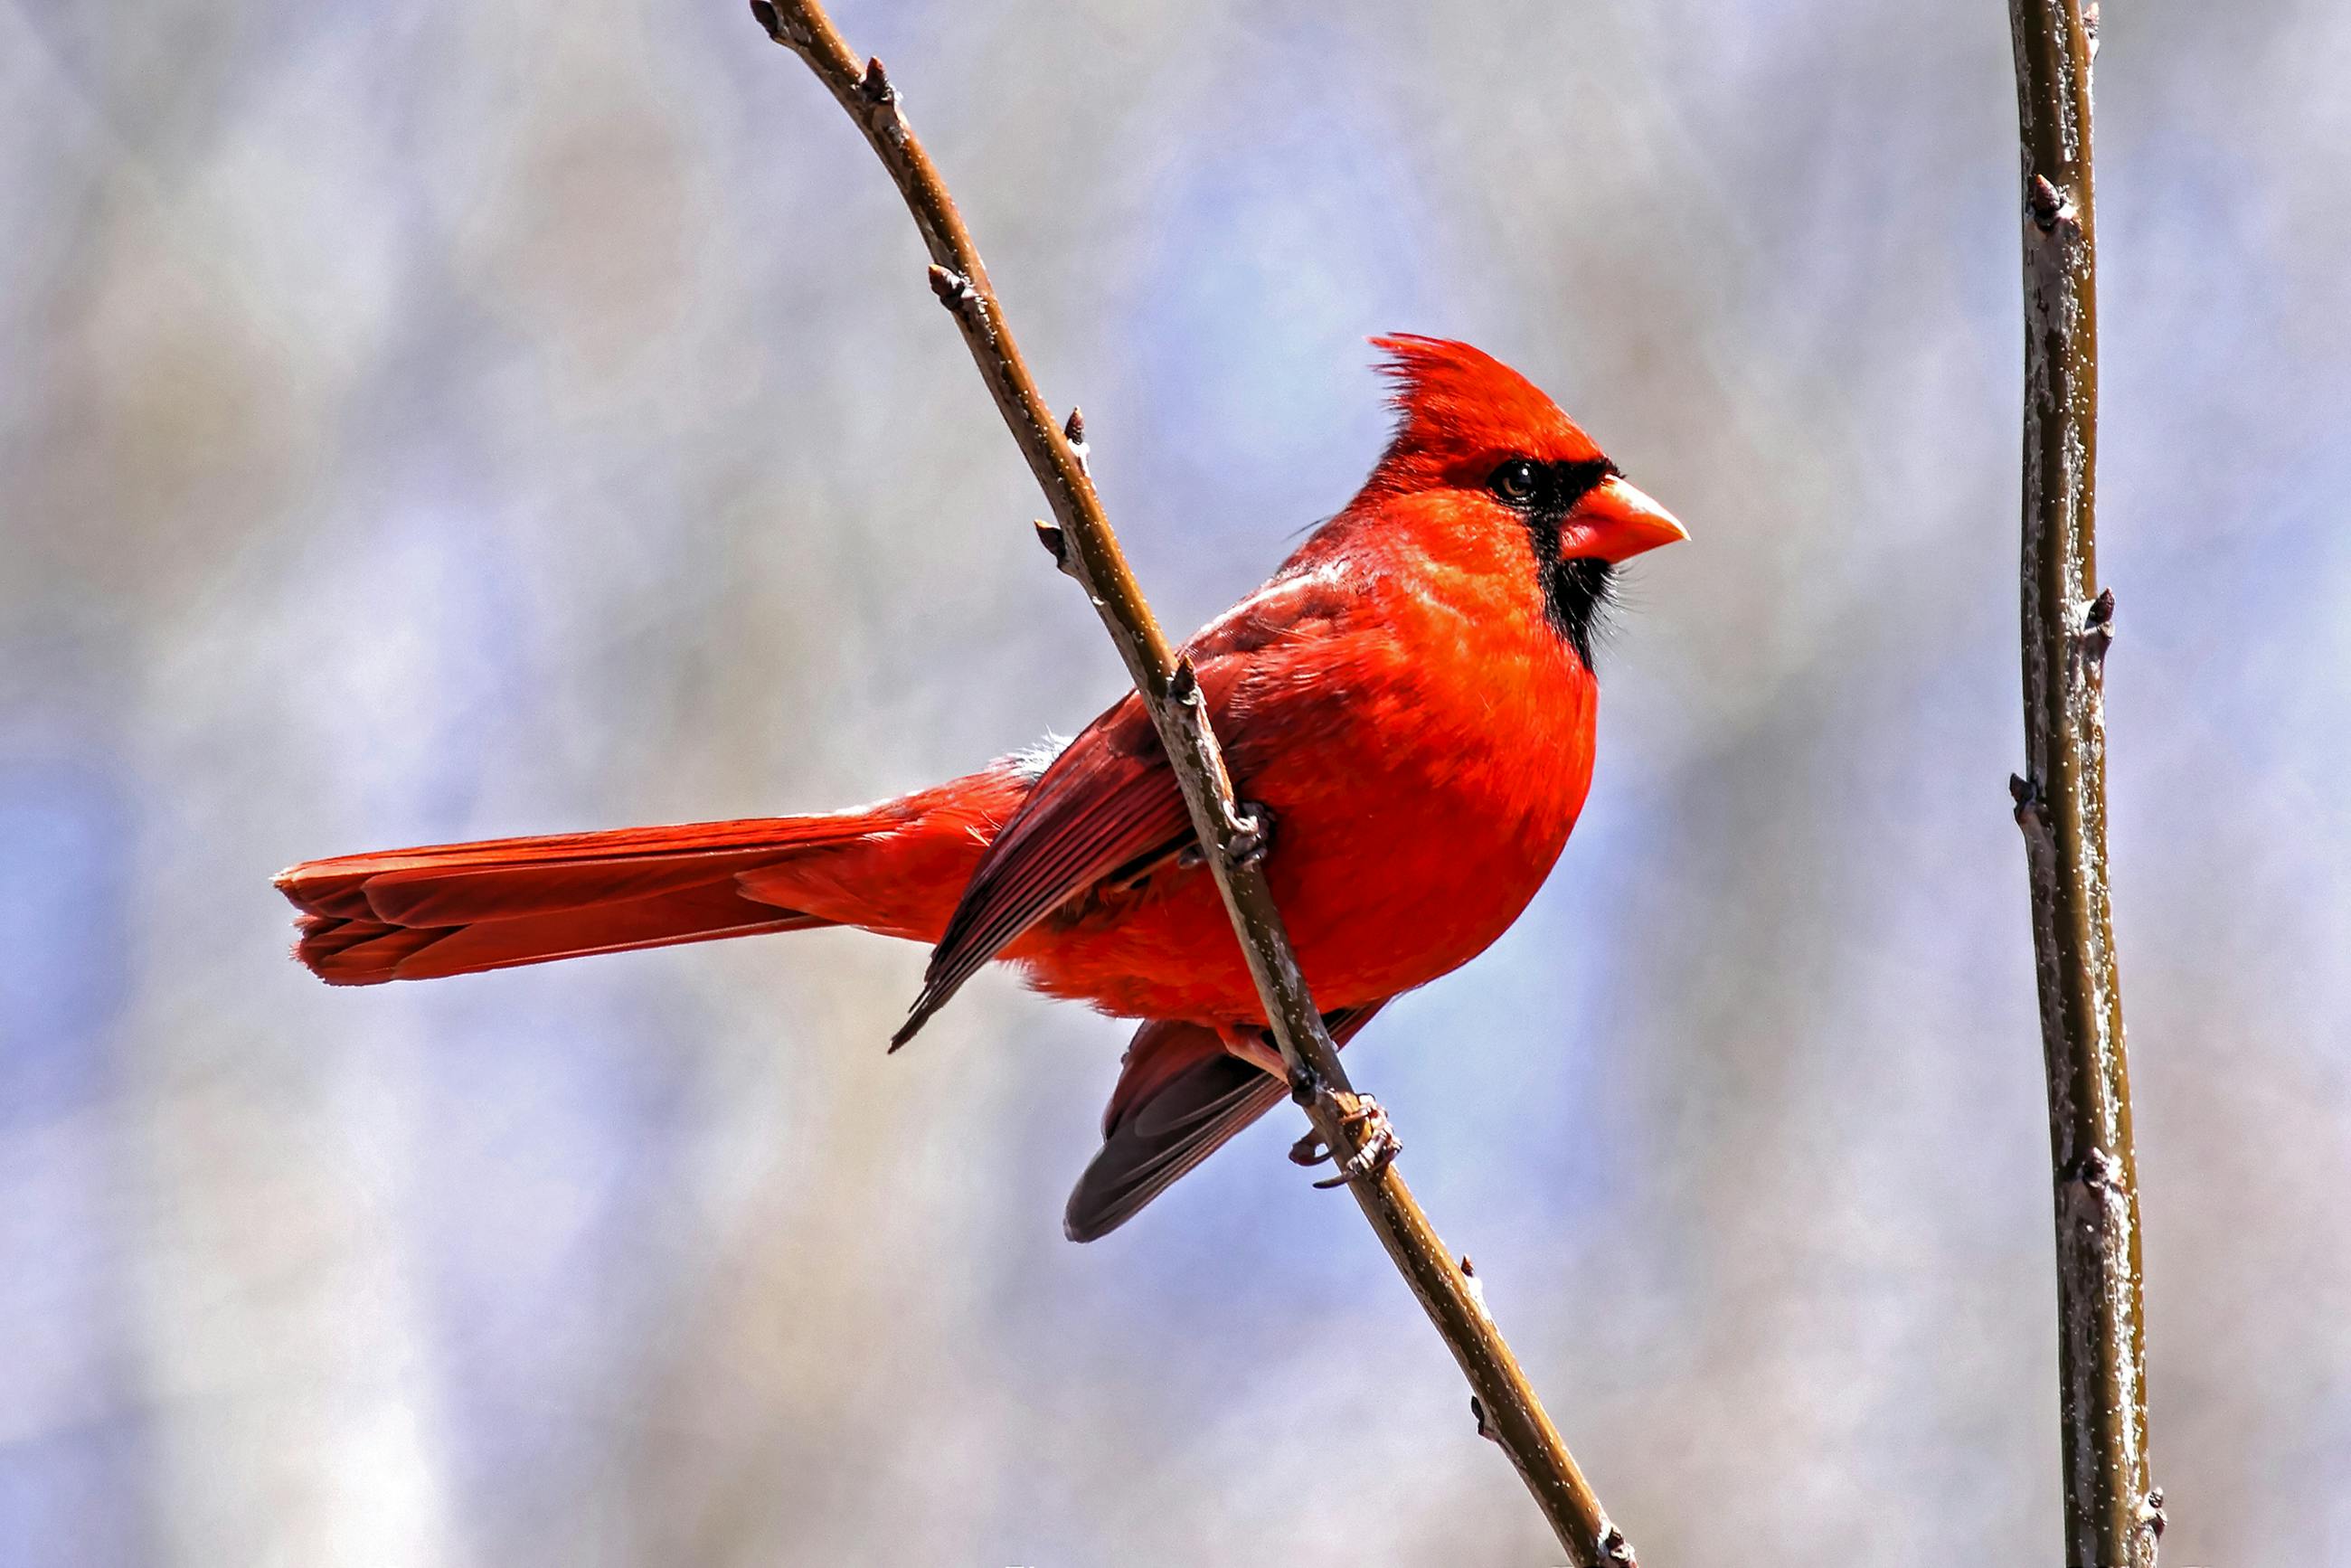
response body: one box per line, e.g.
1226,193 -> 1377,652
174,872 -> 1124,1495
3,1 -> 2345,1562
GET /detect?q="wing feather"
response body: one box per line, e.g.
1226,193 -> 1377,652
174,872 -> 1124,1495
891,694 -> 1192,1048
1062,1001 -> 1390,1241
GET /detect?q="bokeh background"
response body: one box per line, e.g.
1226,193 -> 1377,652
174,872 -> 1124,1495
5,0 -> 2346,1562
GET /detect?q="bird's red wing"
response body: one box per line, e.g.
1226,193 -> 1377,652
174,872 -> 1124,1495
891,689 -> 1195,1048
890,562 -> 1365,1048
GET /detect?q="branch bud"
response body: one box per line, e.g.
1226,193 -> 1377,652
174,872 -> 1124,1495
2081,587 -> 2116,671
2009,772 -> 2040,827
927,264 -> 977,307
1032,519 -> 1072,574
2027,173 -> 2077,233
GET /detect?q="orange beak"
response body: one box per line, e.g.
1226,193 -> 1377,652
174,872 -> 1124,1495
1573,475 -> 1688,563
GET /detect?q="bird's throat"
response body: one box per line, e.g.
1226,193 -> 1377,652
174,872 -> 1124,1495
1533,549 -> 1617,673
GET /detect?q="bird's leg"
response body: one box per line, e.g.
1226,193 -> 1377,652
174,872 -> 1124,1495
1228,1024 -> 1399,1185
1216,1026 -> 1337,1168
1222,1024 -> 1288,1079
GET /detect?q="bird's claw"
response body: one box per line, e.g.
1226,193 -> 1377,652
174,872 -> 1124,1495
1176,802 -> 1275,872
1308,1096 -> 1400,1188
1230,800 -> 1276,867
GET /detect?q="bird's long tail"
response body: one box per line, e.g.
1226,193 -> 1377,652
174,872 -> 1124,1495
275,769 -> 1033,986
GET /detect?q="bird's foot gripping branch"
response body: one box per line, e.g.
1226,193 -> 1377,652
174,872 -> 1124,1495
1289,1094 -> 1402,1189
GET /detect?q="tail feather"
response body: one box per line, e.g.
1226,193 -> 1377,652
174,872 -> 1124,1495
354,844 -> 843,927
278,765 -> 1038,987
277,813 -> 898,986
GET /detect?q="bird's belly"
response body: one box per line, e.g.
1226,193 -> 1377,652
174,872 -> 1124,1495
1014,712 -> 1592,1025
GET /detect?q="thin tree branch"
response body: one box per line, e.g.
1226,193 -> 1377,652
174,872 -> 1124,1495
750,2 -> 1633,1559
2006,3 -> 2158,1563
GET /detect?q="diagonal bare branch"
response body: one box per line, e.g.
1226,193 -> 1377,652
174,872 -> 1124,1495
751,1 -> 1633,1558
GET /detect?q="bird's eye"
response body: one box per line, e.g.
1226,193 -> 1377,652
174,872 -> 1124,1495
1490,459 -> 1542,505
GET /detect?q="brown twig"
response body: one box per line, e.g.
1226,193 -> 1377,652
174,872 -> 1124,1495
750,1 -> 1632,1559
2006,3 -> 2157,1563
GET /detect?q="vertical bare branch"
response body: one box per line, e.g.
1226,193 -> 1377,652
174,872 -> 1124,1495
750,1 -> 1633,1558
2006,3 -> 2158,1563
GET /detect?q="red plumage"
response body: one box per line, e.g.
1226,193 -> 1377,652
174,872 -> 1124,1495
275,336 -> 1684,1238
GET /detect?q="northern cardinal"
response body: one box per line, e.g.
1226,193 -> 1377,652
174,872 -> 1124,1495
278,336 -> 1685,1238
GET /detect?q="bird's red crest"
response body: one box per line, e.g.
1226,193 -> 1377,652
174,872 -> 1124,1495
1364,335 -> 1604,494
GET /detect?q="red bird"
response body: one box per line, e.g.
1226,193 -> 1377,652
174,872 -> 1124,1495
278,336 -> 1685,1238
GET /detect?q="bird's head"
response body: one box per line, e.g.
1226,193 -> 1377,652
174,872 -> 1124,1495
1364,334 -> 1686,565
1360,334 -> 1685,663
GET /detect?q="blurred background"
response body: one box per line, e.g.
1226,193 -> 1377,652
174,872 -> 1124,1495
4,0 -> 2345,1562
